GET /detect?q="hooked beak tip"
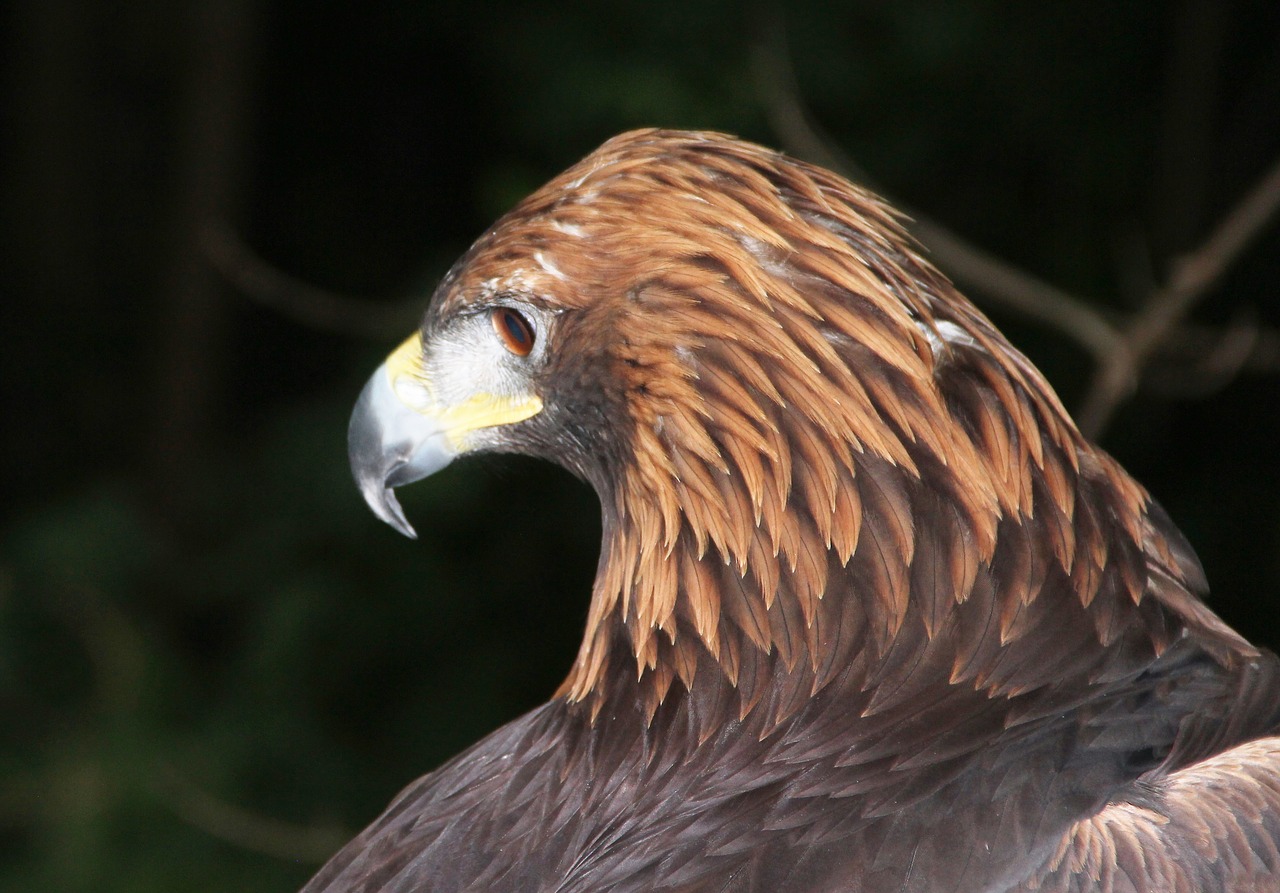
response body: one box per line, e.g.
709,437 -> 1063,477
358,479 -> 419,539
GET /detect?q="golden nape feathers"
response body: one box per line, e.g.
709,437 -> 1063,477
327,130 -> 1280,893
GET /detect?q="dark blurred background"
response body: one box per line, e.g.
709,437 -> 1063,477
2,1 -> 1279,890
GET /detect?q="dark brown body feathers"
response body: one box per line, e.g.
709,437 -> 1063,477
312,130 -> 1280,892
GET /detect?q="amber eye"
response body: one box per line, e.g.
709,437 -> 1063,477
490,307 -> 535,357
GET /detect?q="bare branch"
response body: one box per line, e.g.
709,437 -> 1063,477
1076,154 -> 1280,435
1145,312 -> 1262,398
149,0 -> 261,517
155,767 -> 350,864
1162,319 -> 1280,375
202,220 -> 420,340
753,20 -> 1280,439
912,220 -> 1129,364
750,30 -> 1126,367
750,24 -> 865,181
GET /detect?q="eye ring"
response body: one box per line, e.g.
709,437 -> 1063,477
490,307 -> 536,357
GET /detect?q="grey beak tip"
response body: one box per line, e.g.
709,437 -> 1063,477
384,493 -> 420,540
357,476 -> 420,539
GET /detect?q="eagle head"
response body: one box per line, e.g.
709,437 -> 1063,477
348,129 -> 1250,717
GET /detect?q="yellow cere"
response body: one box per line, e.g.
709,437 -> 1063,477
384,331 -> 543,448
385,332 -> 428,385
435,393 -> 544,449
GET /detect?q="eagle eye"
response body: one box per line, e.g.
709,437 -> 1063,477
490,307 -> 535,357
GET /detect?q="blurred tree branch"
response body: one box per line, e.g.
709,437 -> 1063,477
752,22 -> 1280,440
750,32 -> 1127,368
1076,155 -> 1280,433
151,0 -> 261,518
202,221 -> 421,340
155,767 -> 350,864
1146,311 -> 1277,398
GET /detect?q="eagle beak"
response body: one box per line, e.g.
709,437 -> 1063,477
348,333 -> 543,539
348,340 -> 455,539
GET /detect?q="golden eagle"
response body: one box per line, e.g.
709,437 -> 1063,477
318,130 -> 1280,892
